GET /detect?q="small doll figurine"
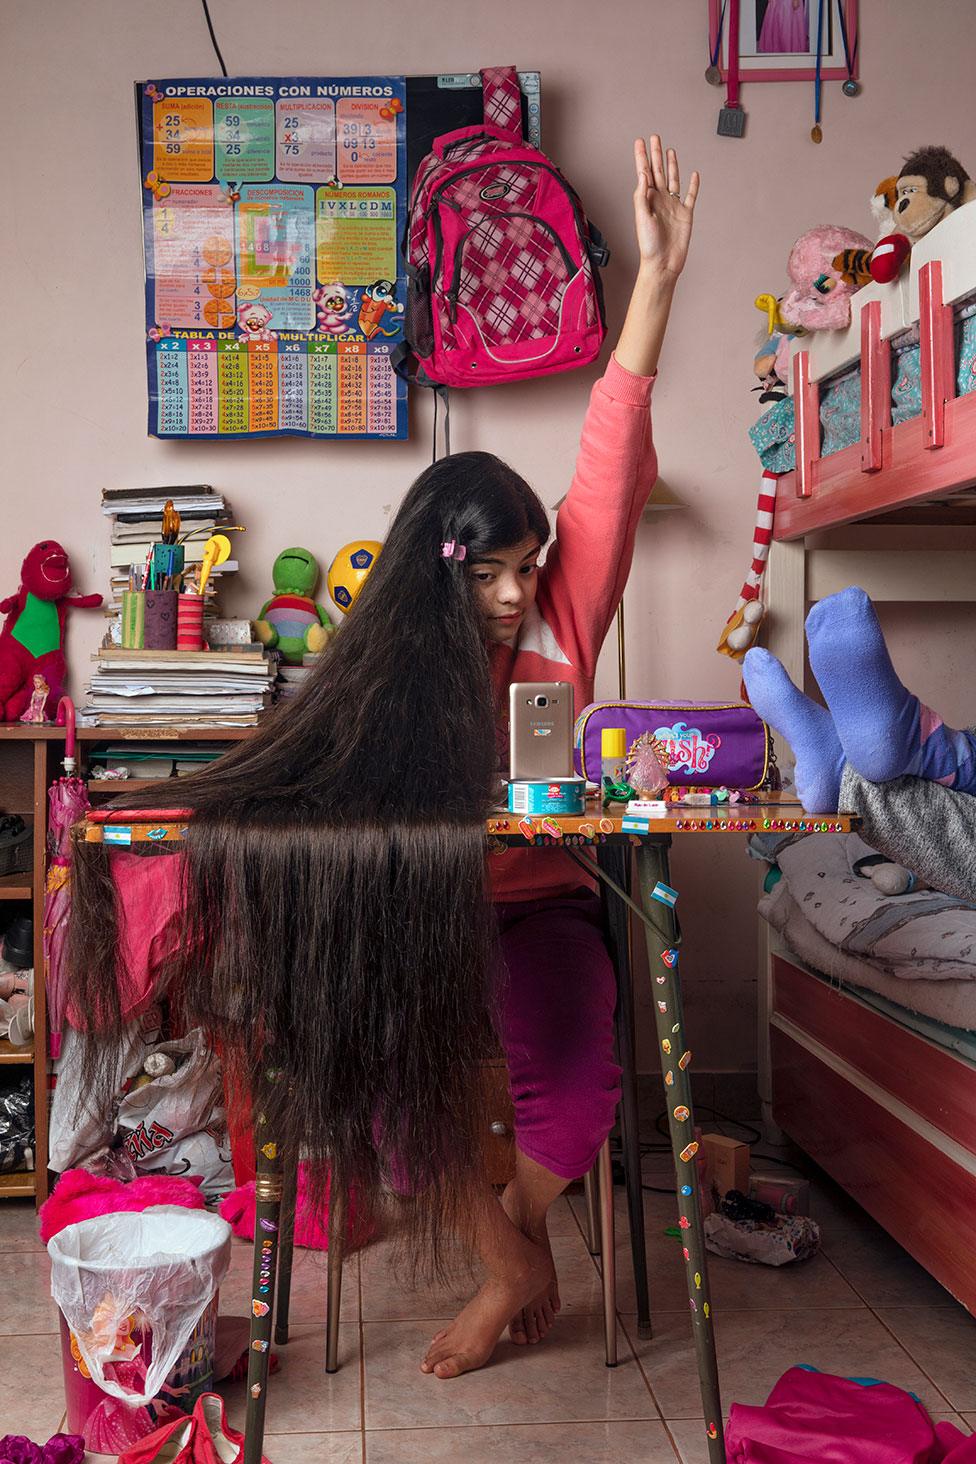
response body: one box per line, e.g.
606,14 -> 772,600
19,673 -> 50,724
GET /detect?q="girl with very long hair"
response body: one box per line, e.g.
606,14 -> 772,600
66,134 -> 698,1381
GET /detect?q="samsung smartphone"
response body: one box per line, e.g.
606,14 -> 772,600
509,681 -> 575,780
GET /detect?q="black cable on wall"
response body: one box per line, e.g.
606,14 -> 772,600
200,0 -> 228,76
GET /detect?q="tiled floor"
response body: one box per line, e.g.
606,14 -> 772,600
3,1155 -> 976,1462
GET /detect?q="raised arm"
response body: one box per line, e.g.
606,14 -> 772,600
537,137 -> 699,674
615,136 -> 700,376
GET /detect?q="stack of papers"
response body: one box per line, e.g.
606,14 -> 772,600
82,648 -> 276,728
275,653 -> 321,702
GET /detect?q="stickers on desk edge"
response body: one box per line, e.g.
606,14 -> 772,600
104,825 -> 133,846
651,881 -> 678,907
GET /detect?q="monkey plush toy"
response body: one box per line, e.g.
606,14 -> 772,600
834,146 -> 975,287
890,145 -> 976,240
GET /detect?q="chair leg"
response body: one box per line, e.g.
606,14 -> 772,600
274,1153 -> 298,1346
597,841 -> 652,1338
582,1166 -> 600,1255
243,1118 -> 283,1464
596,1138 -> 617,1367
325,1182 -> 345,1374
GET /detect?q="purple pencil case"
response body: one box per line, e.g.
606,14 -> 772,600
574,701 -> 772,790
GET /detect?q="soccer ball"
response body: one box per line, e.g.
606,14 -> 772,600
327,540 -> 382,612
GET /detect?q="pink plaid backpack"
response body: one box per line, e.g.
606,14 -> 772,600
400,66 -> 610,391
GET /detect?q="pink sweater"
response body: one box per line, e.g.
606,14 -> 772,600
489,353 -> 658,903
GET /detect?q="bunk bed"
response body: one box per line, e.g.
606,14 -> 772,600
755,202 -> 976,1315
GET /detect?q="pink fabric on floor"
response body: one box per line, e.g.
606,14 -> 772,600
220,1168 -> 375,1251
40,1168 -> 205,1242
66,851 -> 185,1029
726,1367 -> 976,1462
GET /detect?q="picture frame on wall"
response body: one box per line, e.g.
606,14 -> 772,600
708,0 -> 858,81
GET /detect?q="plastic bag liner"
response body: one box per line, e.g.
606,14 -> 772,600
49,1205 -> 231,1407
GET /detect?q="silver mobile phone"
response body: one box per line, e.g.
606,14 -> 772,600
508,681 -> 575,780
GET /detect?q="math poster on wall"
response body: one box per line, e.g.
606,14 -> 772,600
137,77 -> 408,440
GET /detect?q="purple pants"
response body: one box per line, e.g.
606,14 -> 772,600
496,888 -> 622,1182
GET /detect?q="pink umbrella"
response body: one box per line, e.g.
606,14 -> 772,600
44,697 -> 90,1059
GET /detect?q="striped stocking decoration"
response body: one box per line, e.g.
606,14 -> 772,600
717,470 -> 779,663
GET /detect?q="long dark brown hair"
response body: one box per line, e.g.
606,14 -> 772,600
67,451 -> 551,1266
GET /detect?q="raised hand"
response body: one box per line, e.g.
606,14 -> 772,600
633,135 -> 700,281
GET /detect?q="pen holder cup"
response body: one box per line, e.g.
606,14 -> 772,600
176,593 -> 205,651
153,543 -> 185,586
121,591 -> 146,649
144,590 -> 179,651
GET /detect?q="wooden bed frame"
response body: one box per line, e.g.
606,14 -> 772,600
757,203 -> 976,1311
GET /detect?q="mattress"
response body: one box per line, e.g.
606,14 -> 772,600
763,879 -> 976,1056
755,829 -> 976,1054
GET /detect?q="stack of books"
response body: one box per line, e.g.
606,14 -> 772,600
275,653 -> 321,703
81,647 -> 276,728
101,484 -> 237,616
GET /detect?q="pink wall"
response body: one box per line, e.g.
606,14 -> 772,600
4,1 -> 975,1073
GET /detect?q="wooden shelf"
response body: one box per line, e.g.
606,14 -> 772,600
0,1037 -> 32,1064
0,874 -> 31,900
0,1170 -> 36,1198
0,725 -> 251,1205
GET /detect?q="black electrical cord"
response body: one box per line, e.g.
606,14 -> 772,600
609,1103 -> 809,1194
200,0 -> 228,76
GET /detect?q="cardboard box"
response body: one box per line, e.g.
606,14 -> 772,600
702,1133 -> 750,1199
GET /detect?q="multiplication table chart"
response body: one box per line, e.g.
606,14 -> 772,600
139,77 -> 408,440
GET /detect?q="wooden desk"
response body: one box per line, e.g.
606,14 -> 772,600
83,800 -> 855,846
82,800 -> 855,1464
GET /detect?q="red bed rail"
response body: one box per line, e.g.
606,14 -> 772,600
775,260 -> 976,540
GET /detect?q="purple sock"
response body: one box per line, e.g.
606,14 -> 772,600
743,648 -> 844,812
806,587 -> 976,790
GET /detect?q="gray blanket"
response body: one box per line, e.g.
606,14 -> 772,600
841,762 -> 976,903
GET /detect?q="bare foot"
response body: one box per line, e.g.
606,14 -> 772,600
420,1231 -> 552,1379
501,1181 -> 561,1346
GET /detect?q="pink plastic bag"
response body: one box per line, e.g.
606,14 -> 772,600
726,1367 -> 976,1463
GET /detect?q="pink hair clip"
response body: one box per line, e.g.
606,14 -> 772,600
441,540 -> 467,561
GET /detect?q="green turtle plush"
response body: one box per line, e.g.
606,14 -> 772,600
253,548 -> 335,664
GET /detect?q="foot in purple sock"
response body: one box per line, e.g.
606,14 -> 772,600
743,647 -> 844,812
805,587 -> 925,784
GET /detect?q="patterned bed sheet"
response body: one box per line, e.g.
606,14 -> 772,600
750,298 -> 976,473
753,830 -> 976,1048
